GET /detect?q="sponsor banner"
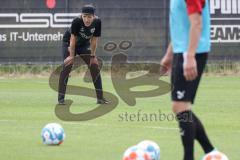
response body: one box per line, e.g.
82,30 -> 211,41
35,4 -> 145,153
1,1 -> 239,44
0,13 -> 78,43
210,0 -> 240,43
0,0 -> 239,62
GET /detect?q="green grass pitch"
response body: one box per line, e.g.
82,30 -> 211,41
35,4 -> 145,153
0,76 -> 239,160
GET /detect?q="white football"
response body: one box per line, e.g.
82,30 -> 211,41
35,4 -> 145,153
123,145 -> 151,160
137,140 -> 160,160
202,150 -> 229,160
41,123 -> 65,145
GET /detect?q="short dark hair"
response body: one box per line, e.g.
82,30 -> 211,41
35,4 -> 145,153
81,4 -> 95,15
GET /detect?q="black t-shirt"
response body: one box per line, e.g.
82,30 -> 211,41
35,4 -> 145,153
68,16 -> 101,47
62,28 -> 71,43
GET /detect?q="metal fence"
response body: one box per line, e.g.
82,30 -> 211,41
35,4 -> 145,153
0,0 -> 239,64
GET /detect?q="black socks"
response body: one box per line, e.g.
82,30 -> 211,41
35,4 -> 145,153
192,112 -> 214,153
177,110 -> 214,160
177,111 -> 195,160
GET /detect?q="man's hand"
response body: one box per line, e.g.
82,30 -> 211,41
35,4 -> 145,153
160,43 -> 173,74
65,34 -> 76,66
64,56 -> 74,66
160,54 -> 172,74
183,53 -> 198,81
90,56 -> 98,66
182,12 -> 202,81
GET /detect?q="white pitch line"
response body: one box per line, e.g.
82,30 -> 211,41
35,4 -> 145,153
0,119 -> 17,122
0,121 -> 239,135
0,81 -> 49,84
0,120 -> 174,130
140,126 -> 178,130
62,122 -> 179,130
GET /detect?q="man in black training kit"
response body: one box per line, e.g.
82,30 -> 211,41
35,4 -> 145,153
58,4 -> 109,105
161,0 -> 226,159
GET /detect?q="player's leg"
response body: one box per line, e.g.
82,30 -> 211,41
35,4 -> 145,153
58,42 -> 72,104
173,101 -> 195,160
171,55 -> 194,160
190,53 -> 214,154
192,111 -> 214,154
171,53 -> 214,160
79,52 -> 109,104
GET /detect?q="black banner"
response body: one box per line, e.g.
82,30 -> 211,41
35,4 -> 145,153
210,0 -> 240,60
0,0 -> 239,63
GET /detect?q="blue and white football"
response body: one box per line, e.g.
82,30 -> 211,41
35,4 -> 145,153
137,140 -> 160,160
41,123 -> 65,145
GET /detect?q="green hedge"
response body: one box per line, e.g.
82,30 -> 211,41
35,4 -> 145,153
0,62 -> 239,76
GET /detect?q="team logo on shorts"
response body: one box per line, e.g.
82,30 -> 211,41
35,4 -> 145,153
179,128 -> 185,136
177,90 -> 185,99
90,28 -> 95,33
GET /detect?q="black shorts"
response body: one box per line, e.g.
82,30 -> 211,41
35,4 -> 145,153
62,41 -> 91,60
171,53 -> 208,104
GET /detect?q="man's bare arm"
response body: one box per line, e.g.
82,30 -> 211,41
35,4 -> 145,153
187,13 -> 202,57
64,34 -> 76,66
90,36 -> 98,56
69,34 -> 76,57
183,13 -> 202,81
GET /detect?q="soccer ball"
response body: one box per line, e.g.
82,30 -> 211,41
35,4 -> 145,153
41,123 -> 65,145
137,140 -> 160,160
123,145 -> 151,160
202,150 -> 229,160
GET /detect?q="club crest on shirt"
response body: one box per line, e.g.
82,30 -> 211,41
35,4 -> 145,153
90,28 -> 95,33
80,27 -> 84,32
